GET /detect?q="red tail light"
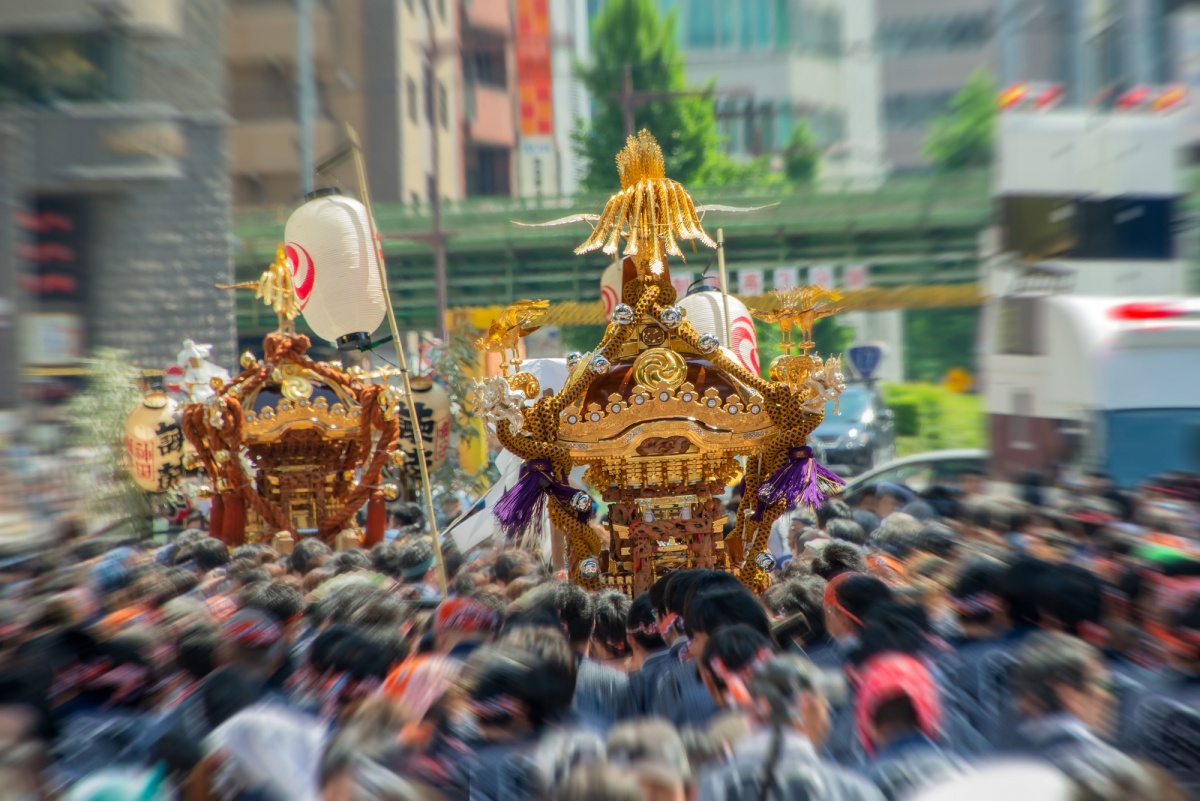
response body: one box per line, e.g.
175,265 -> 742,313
1109,302 -> 1186,321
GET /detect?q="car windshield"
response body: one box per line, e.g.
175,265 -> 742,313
826,388 -> 869,420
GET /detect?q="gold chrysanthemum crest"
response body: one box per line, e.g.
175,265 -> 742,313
575,130 -> 716,275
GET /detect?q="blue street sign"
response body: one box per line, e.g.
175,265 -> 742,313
847,344 -> 884,380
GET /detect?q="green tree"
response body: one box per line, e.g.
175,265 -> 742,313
574,0 -> 723,191
783,121 -> 820,184
923,68 -> 997,171
903,307 -> 980,382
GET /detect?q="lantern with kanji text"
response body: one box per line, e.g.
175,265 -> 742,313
124,392 -> 186,493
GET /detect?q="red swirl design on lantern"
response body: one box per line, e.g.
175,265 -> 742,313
285,242 -> 316,309
730,314 -> 760,375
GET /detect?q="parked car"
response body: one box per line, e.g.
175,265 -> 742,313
809,384 -> 896,476
839,448 -> 988,504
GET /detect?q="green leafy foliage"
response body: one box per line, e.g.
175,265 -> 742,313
66,348 -> 155,536
923,69 -> 997,171
427,334 -> 491,499
783,121 -> 820,185
903,307 -> 980,383
882,382 -> 985,456
573,0 -> 724,191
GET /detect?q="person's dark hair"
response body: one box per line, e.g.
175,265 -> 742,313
855,484 -> 879,503
201,667 -> 265,729
1012,632 -> 1100,715
949,558 -> 1007,624
329,549 -> 372,576
1001,555 -> 1053,628
812,541 -> 867,580
744,655 -> 826,801
626,592 -> 665,652
243,581 -> 305,625
308,625 -> 358,674
648,573 -> 673,616
230,545 -> 263,563
682,570 -> 744,614
233,566 -> 271,589
396,538 -> 435,582
684,588 -> 772,641
762,581 -> 809,618
369,543 -> 404,579
191,538 -> 230,572
177,627 -> 220,681
699,624 -> 775,679
313,584 -> 386,627
164,567 -> 200,598
493,549 -> 538,585
1035,564 -> 1103,639
852,601 -> 930,665
825,518 -> 867,546
291,538 -> 332,575
664,570 -> 705,617
351,593 -> 409,628
554,582 -> 596,646
790,575 -> 828,639
870,514 -> 922,559
462,645 -> 576,728
873,695 -> 920,732
829,574 -> 892,628
815,498 -> 853,529
592,590 -> 631,658
917,522 -> 959,560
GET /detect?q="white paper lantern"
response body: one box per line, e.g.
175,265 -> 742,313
284,189 -> 387,347
398,376 -> 453,473
125,392 -> 185,493
678,289 -> 761,375
600,259 -> 622,317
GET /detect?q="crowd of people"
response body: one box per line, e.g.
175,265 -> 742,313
2,466 -> 1200,801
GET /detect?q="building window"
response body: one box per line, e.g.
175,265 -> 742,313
0,34 -> 119,104
883,91 -> 956,130
464,46 -> 507,89
230,65 -> 296,119
467,146 -> 511,196
438,81 -> 449,129
879,12 -> 993,57
407,77 -> 418,123
998,297 -> 1041,356
791,2 -> 842,57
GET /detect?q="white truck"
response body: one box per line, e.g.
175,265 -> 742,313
982,88 -> 1199,485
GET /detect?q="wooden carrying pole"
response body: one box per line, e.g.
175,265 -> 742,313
717,228 -> 731,344
345,124 -> 447,595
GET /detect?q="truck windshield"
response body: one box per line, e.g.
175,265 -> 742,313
1103,408 -> 1200,486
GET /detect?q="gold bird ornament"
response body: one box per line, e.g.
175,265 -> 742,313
475,299 -> 551,356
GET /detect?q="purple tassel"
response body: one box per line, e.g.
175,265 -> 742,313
751,446 -> 844,520
493,459 -> 591,543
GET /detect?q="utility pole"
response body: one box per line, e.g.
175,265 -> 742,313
422,7 -> 449,342
611,63 -> 748,137
296,0 -> 315,195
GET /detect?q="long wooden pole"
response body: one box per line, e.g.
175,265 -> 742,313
345,124 -> 447,595
717,228 -> 731,345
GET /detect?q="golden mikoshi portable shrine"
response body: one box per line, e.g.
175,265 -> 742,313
477,130 -> 847,593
